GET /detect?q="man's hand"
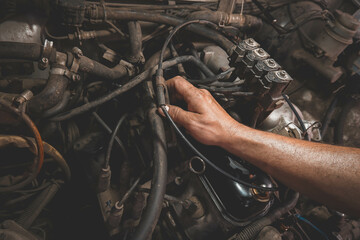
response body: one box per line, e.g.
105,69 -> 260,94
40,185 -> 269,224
160,76 -> 360,216
160,76 -> 241,147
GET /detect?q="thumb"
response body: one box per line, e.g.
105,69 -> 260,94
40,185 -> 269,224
160,104 -> 194,128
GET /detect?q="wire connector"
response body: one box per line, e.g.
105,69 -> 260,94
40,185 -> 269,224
156,75 -> 167,106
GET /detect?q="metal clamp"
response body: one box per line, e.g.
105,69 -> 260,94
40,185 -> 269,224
51,67 -> 81,82
39,39 -> 54,69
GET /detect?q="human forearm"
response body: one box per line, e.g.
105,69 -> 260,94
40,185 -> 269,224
163,76 -> 360,216
221,123 -> 360,216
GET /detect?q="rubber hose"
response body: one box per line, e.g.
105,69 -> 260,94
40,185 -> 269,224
78,55 -> 128,80
27,74 -> 69,115
86,9 -> 235,55
51,55 -> 213,121
127,21 -> 144,64
42,91 -> 71,118
129,108 -> 167,240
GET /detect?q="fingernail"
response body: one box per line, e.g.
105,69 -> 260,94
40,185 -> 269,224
164,105 -> 169,112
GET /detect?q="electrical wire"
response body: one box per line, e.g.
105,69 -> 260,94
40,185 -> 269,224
118,176 -> 142,206
84,96 -> 129,162
156,19 -> 219,77
188,67 -> 235,84
282,94 -> 311,141
92,111 -> 129,161
104,114 -> 128,168
160,105 -> 278,192
295,214 -> 329,240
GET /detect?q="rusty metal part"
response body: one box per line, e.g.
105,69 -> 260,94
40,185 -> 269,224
189,156 -> 206,175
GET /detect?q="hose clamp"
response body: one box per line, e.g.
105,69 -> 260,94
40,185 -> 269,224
39,39 -> 54,69
51,67 -> 80,82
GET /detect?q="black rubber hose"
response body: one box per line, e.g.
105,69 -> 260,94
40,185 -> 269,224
85,9 -> 235,55
27,74 -> 69,115
78,55 -> 128,80
51,55 -> 213,121
130,108 -> 167,240
17,182 -> 61,229
127,21 -> 144,64
0,42 -> 42,61
228,191 -> 299,240
42,91 -> 71,118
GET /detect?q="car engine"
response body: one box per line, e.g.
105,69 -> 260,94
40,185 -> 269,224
0,0 -> 359,239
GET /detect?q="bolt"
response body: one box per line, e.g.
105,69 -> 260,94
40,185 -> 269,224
267,59 -> 276,67
279,70 -> 287,77
174,177 -> 183,186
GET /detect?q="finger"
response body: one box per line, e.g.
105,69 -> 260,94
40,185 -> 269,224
157,105 -> 169,117
166,76 -> 204,104
166,104 -> 197,128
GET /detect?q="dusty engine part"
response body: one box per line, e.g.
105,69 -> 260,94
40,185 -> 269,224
0,0 -> 359,240
256,0 -> 360,83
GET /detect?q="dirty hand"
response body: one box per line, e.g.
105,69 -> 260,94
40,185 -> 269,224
160,76 -> 241,147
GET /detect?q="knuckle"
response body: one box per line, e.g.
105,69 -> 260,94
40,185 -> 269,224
200,89 -> 211,96
195,90 -> 205,100
173,76 -> 184,84
171,107 -> 179,117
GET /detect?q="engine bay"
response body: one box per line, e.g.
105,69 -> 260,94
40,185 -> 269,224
0,0 -> 359,239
